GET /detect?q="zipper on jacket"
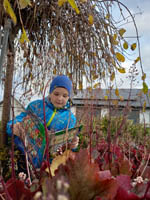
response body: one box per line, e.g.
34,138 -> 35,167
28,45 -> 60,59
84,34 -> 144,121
46,108 -> 57,128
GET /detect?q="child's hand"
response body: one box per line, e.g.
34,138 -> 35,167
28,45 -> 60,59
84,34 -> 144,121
69,136 -> 79,149
13,122 -> 25,137
55,136 -> 79,155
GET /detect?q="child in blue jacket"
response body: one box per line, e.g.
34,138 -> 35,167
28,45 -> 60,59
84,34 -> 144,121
7,75 -> 77,168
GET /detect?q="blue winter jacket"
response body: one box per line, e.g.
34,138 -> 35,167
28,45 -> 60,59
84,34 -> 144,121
7,97 -> 76,168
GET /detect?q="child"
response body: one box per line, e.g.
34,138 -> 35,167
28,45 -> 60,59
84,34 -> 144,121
7,75 -> 77,168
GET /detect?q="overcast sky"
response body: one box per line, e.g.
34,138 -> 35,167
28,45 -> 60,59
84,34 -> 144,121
112,0 -> 150,88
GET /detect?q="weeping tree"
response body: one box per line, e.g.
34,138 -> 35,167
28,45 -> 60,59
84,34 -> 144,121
0,0 -> 144,147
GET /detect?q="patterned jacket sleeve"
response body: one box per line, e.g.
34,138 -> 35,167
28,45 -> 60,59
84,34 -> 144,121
6,100 -> 40,136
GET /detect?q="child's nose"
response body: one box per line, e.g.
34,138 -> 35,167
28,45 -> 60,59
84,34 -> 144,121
58,95 -> 63,100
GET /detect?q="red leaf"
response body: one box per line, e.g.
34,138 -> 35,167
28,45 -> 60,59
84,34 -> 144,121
97,170 -> 112,181
116,175 -> 131,191
5,178 -> 33,200
118,157 -> 132,176
55,149 -> 119,200
115,187 -> 140,200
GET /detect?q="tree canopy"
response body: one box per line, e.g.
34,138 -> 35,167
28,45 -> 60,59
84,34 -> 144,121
0,0 -> 144,97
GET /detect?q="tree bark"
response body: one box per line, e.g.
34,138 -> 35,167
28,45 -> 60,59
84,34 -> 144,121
0,44 -> 14,147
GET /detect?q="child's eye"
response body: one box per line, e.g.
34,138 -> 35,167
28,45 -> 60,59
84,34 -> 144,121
54,93 -> 59,96
63,95 -> 68,98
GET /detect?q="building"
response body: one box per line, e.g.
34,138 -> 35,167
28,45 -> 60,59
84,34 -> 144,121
0,97 -> 25,121
72,89 -> 150,126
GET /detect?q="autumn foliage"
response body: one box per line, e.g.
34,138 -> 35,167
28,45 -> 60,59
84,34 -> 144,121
1,142 -> 150,200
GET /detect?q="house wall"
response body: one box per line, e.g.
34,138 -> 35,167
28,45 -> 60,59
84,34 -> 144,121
139,110 -> 150,126
75,105 -> 145,125
0,99 -> 25,121
104,107 -> 140,124
101,108 -> 109,117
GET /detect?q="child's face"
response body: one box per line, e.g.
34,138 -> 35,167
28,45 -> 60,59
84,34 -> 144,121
50,87 -> 69,108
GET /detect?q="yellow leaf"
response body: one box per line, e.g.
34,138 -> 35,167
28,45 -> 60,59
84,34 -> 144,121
53,68 -> 57,75
142,73 -> 146,81
123,42 -> 128,50
112,100 -> 118,106
82,71 -> 86,75
102,71 -> 105,77
67,0 -> 80,14
58,0 -> 67,6
134,56 -> 140,64
87,87 -> 92,92
92,74 -> 98,80
120,96 -> 124,101
142,82 -> 148,94
92,4 -> 96,9
115,52 -> 125,62
118,67 -> 126,73
104,96 -> 108,100
119,28 -> 126,37
79,81 -> 83,90
19,0 -> 31,9
105,14 -> 110,19
84,62 -> 90,67
115,88 -> 119,96
93,82 -> 99,88
80,0 -> 87,3
90,95 -> 94,99
106,90 -> 110,95
91,52 -> 96,57
110,47 -> 115,55
47,150 -> 74,176
131,43 -> 137,51
88,15 -> 94,25
143,101 -> 146,112
110,72 -> 115,81
92,64 -> 96,69
3,0 -> 17,25
19,27 -> 29,43
113,34 -> 117,41
113,40 -> 119,45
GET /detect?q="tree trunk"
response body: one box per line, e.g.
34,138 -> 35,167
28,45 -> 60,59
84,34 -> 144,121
0,43 -> 14,147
